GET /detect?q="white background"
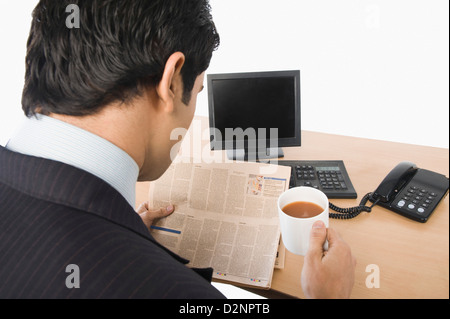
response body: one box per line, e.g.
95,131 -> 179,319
0,0 -> 449,148
203,0 -> 449,149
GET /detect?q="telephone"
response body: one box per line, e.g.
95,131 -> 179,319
329,162 -> 449,223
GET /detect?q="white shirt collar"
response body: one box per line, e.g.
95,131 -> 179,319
6,114 -> 139,207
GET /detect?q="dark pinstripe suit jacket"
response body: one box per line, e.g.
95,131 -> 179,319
0,146 -> 224,299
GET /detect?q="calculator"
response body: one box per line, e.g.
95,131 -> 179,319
277,160 -> 358,199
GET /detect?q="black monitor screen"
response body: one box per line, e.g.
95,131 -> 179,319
208,70 -> 301,150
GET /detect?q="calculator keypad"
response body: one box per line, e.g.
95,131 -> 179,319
282,161 -> 357,199
317,170 -> 348,190
292,165 -> 348,191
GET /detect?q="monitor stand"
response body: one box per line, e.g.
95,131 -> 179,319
226,147 -> 285,161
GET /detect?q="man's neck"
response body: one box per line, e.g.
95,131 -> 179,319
6,114 -> 140,207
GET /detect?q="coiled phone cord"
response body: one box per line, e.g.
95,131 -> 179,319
329,192 -> 380,219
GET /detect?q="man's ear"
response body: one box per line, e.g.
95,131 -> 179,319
156,52 -> 186,113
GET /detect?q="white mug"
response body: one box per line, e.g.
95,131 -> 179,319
277,187 -> 329,256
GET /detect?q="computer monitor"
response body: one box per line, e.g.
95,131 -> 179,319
207,70 -> 301,161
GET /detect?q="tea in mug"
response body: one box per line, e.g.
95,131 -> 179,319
282,201 -> 323,218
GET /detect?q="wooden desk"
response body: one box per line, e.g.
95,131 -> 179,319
135,118 -> 449,299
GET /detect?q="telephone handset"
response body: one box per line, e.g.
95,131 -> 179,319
329,162 -> 449,222
371,161 -> 418,203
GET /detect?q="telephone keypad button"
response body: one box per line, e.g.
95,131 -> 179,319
398,186 -> 438,215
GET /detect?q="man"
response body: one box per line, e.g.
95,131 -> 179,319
0,0 -> 355,298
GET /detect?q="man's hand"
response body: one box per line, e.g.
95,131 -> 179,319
137,201 -> 175,231
301,220 -> 356,299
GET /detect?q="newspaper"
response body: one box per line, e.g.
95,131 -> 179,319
148,160 -> 291,289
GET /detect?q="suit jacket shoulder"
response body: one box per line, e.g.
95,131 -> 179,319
0,146 -> 225,299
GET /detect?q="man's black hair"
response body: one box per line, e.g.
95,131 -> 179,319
22,0 -> 220,116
